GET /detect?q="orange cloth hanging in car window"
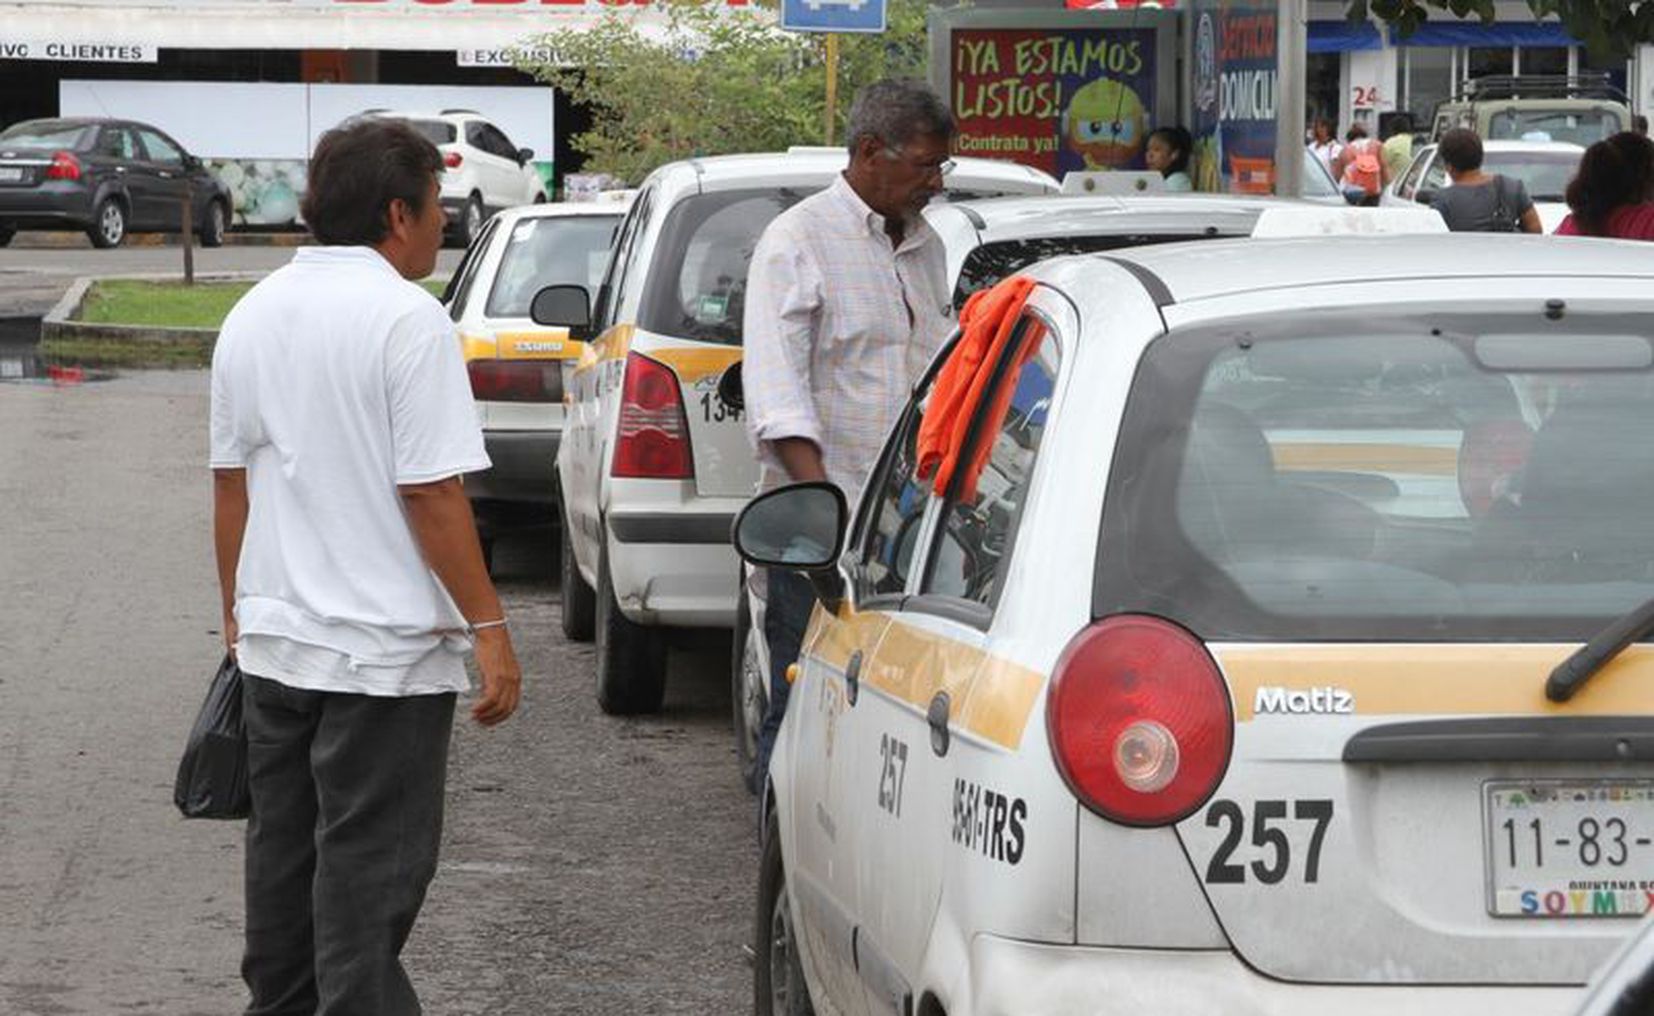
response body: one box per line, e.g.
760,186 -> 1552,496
916,274 -> 1038,503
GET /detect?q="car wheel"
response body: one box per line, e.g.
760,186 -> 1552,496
559,501 -> 595,642
461,195 -> 485,246
200,200 -> 227,248
88,197 -> 126,249
0,224 -> 14,247
733,576 -> 767,791
755,810 -> 815,1016
594,538 -> 667,715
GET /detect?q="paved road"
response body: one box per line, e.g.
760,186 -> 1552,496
0,368 -> 756,1014
0,244 -> 465,318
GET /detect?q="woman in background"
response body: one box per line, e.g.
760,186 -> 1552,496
1556,131 -> 1654,240
1146,126 -> 1194,192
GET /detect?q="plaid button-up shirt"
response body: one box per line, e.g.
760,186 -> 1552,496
742,174 -> 954,508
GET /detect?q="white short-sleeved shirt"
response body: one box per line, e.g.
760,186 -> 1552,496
209,246 -> 490,696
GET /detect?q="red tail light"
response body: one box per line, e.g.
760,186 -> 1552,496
443,150 -> 463,169
466,359 -> 563,403
46,151 -> 81,181
611,352 -> 693,479
1047,615 -> 1233,827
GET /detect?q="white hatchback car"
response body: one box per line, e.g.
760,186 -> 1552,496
442,198 -> 628,560
737,235 -> 1654,1015
362,109 -> 547,246
1381,139 -> 1583,233
534,147 -> 1057,715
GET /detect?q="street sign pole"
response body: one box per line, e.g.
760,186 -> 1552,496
824,32 -> 839,146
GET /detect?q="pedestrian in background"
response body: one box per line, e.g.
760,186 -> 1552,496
1307,117 -> 1343,178
1556,131 -> 1654,239
211,118 -> 522,1015
741,77 -> 956,795
1146,126 -> 1194,191
1633,114 -> 1649,137
1381,114 -> 1416,184
1427,128 -> 1542,233
1337,122 -> 1387,205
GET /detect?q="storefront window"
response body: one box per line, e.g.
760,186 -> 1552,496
1467,46 -> 1514,79
1405,47 -> 1454,124
1519,47 -> 1570,75
1307,52 -> 1342,130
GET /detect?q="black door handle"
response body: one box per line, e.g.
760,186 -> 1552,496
845,649 -> 862,707
927,691 -> 951,757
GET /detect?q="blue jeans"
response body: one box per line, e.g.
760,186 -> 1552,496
749,568 -> 816,797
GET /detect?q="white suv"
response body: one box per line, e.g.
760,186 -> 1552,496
361,109 -> 546,246
536,147 -> 1057,716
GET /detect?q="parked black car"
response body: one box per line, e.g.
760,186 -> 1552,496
0,117 -> 232,249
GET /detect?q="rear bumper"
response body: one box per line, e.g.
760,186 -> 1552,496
962,936 -> 1581,1016
0,183 -> 94,226
466,430 -> 559,506
603,516 -> 739,628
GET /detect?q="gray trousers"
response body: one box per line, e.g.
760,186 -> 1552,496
241,673 -> 456,1016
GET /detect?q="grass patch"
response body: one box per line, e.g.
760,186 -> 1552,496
76,278 -> 451,329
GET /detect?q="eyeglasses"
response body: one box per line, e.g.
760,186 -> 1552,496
881,146 -> 956,178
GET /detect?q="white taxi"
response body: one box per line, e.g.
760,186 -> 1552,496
735,235 -> 1654,1015
533,147 -> 1056,715
441,198 -> 627,562
733,191 -> 1300,779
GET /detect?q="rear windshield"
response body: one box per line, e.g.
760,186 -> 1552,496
404,119 -> 457,146
638,187 -> 809,346
485,214 -> 620,318
1486,109 -> 1621,147
1097,312 -> 1654,641
1484,149 -> 1584,202
954,234 -> 1226,312
0,121 -> 93,151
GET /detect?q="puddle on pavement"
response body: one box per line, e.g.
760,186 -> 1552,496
0,318 -> 116,386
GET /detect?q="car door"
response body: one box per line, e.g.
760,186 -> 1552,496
486,122 -> 536,204
562,186 -> 654,580
90,125 -> 138,210
850,308 -> 1064,1015
785,382 -> 935,1016
131,126 -> 191,230
465,121 -> 514,211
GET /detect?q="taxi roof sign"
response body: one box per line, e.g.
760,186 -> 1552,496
1250,206 -> 1448,238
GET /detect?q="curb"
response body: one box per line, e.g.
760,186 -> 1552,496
12,231 -> 312,250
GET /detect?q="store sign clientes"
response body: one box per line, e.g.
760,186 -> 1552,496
0,40 -> 157,62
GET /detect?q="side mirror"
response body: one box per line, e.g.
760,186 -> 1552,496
517,147 -> 535,164
183,154 -> 202,171
732,482 -> 847,571
530,284 -> 592,342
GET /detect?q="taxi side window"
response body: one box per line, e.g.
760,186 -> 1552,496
1397,150 -> 1430,200
923,314 -> 1059,611
855,398 -> 928,603
1419,155 -> 1449,197
595,188 -> 652,330
442,217 -> 498,321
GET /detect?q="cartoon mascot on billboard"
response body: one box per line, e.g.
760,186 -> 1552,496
1062,77 -> 1148,169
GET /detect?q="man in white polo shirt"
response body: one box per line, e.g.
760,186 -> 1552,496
210,118 -> 521,1016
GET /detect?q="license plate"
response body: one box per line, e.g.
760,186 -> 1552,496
1485,779 -> 1654,918
0,167 -> 24,183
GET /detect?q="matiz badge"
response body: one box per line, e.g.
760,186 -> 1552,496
1254,686 -> 1355,715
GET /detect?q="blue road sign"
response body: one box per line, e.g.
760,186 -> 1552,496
780,0 -> 886,34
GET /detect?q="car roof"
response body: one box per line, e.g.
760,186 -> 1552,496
929,192 -> 1293,243
641,147 -> 1058,197
1033,235 -> 1654,307
490,201 -> 630,227
1420,139 -> 1586,154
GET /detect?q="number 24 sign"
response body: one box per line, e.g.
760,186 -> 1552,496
1352,86 -> 1381,108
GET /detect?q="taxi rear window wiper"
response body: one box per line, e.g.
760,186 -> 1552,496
1546,595 -> 1654,702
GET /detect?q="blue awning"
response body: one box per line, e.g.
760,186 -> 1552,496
1389,21 -> 1580,47
1308,20 -> 1383,53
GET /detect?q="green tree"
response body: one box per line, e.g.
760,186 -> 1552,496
1351,0 -> 1654,62
516,0 -> 937,183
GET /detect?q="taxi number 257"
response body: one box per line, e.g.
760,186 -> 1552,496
1203,799 -> 1334,885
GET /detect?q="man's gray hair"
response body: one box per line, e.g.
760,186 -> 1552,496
845,78 -> 956,156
